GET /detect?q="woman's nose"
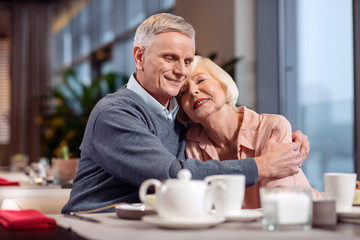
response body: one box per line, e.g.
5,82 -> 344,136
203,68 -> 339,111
189,84 -> 199,97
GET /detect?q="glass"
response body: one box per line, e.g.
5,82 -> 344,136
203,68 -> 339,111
260,187 -> 312,231
29,162 -> 46,185
295,0 -> 354,191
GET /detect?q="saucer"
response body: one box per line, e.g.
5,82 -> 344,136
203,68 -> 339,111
337,206 -> 360,219
225,209 -> 263,222
142,215 -> 225,229
115,203 -> 156,220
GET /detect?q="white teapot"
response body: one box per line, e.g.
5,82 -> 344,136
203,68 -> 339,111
139,169 -> 220,220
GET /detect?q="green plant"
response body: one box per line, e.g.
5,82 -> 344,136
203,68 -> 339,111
61,145 -> 69,160
39,70 -> 128,159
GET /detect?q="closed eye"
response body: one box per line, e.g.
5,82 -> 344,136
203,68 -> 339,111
164,54 -> 177,62
179,87 -> 188,96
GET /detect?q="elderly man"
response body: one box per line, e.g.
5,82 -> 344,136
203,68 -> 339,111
62,13 -> 308,213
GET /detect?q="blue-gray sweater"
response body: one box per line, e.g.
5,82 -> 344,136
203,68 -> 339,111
62,87 -> 258,213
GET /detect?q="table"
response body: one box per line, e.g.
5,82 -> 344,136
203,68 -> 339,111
43,213 -> 360,240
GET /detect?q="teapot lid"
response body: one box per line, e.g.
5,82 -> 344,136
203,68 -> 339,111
165,169 -> 200,187
177,169 -> 192,181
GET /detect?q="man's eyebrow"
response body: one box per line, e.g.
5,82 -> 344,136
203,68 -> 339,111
162,53 -> 178,58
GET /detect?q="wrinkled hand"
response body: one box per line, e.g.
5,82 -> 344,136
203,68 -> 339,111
292,130 -> 310,167
254,128 -> 301,180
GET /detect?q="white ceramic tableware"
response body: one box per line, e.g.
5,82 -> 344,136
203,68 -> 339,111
324,173 -> 357,212
139,169 -> 220,220
337,206 -> 360,219
260,187 -> 312,231
142,214 -> 225,229
204,174 -> 245,217
225,209 -> 263,222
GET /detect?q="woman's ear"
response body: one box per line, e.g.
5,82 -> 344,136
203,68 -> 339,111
133,45 -> 144,71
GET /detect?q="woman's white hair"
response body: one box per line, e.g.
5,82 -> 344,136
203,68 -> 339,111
134,13 -> 196,50
191,55 -> 239,110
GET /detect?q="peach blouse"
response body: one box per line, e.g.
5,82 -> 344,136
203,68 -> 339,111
185,106 -> 321,209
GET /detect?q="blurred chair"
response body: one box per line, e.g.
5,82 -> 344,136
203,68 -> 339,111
0,188 -> 71,214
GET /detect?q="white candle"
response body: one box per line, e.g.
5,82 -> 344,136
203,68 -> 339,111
261,189 -> 312,225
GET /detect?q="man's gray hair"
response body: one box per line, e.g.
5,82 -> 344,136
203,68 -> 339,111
134,13 -> 196,50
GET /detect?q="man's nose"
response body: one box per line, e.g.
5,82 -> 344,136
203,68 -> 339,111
173,61 -> 186,77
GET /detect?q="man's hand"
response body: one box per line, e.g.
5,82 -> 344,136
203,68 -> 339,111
292,130 -> 310,167
254,128 -> 301,180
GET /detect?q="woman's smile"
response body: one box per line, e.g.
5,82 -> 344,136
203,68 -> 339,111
193,98 -> 210,110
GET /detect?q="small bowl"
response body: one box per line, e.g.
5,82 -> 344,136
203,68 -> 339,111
115,203 -> 156,220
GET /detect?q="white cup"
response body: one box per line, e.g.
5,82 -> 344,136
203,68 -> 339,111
324,172 -> 357,212
204,174 -> 245,217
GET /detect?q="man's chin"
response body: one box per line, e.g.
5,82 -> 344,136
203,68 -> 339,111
167,88 -> 181,98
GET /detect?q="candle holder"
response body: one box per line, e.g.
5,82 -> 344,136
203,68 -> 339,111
260,187 -> 312,231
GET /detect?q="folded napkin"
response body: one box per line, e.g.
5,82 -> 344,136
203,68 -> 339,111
0,177 -> 19,186
0,209 -> 56,230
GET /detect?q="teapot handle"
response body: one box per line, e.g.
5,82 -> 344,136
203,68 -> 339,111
139,179 -> 161,208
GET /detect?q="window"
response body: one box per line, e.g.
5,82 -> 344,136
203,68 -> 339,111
257,0 -> 356,191
0,39 -> 10,144
52,0 -> 175,84
296,0 -> 354,190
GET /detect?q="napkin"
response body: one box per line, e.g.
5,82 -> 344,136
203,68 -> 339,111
0,209 -> 56,230
0,177 -> 19,186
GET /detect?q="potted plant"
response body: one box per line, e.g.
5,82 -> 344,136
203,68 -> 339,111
39,70 -> 128,160
38,70 -> 127,184
51,145 -> 79,184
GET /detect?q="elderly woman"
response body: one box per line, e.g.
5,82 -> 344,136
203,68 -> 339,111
178,56 -> 320,209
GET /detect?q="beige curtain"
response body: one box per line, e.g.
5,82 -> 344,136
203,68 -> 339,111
10,2 -> 52,163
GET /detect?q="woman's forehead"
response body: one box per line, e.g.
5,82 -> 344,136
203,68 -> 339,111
190,65 -> 210,78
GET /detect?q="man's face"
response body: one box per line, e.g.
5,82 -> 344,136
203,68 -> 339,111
134,32 -> 195,107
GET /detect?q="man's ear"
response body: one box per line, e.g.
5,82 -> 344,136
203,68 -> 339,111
133,45 -> 144,71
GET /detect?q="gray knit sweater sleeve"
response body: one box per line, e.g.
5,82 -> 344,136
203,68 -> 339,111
62,88 -> 258,213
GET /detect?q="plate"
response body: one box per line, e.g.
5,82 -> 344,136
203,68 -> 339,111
115,203 -> 156,220
225,209 -> 263,222
337,206 -> 360,219
142,215 -> 225,229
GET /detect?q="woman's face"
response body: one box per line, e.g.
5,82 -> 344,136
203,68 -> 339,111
179,65 -> 227,123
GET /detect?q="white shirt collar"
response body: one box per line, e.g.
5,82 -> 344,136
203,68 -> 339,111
126,73 -> 179,122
